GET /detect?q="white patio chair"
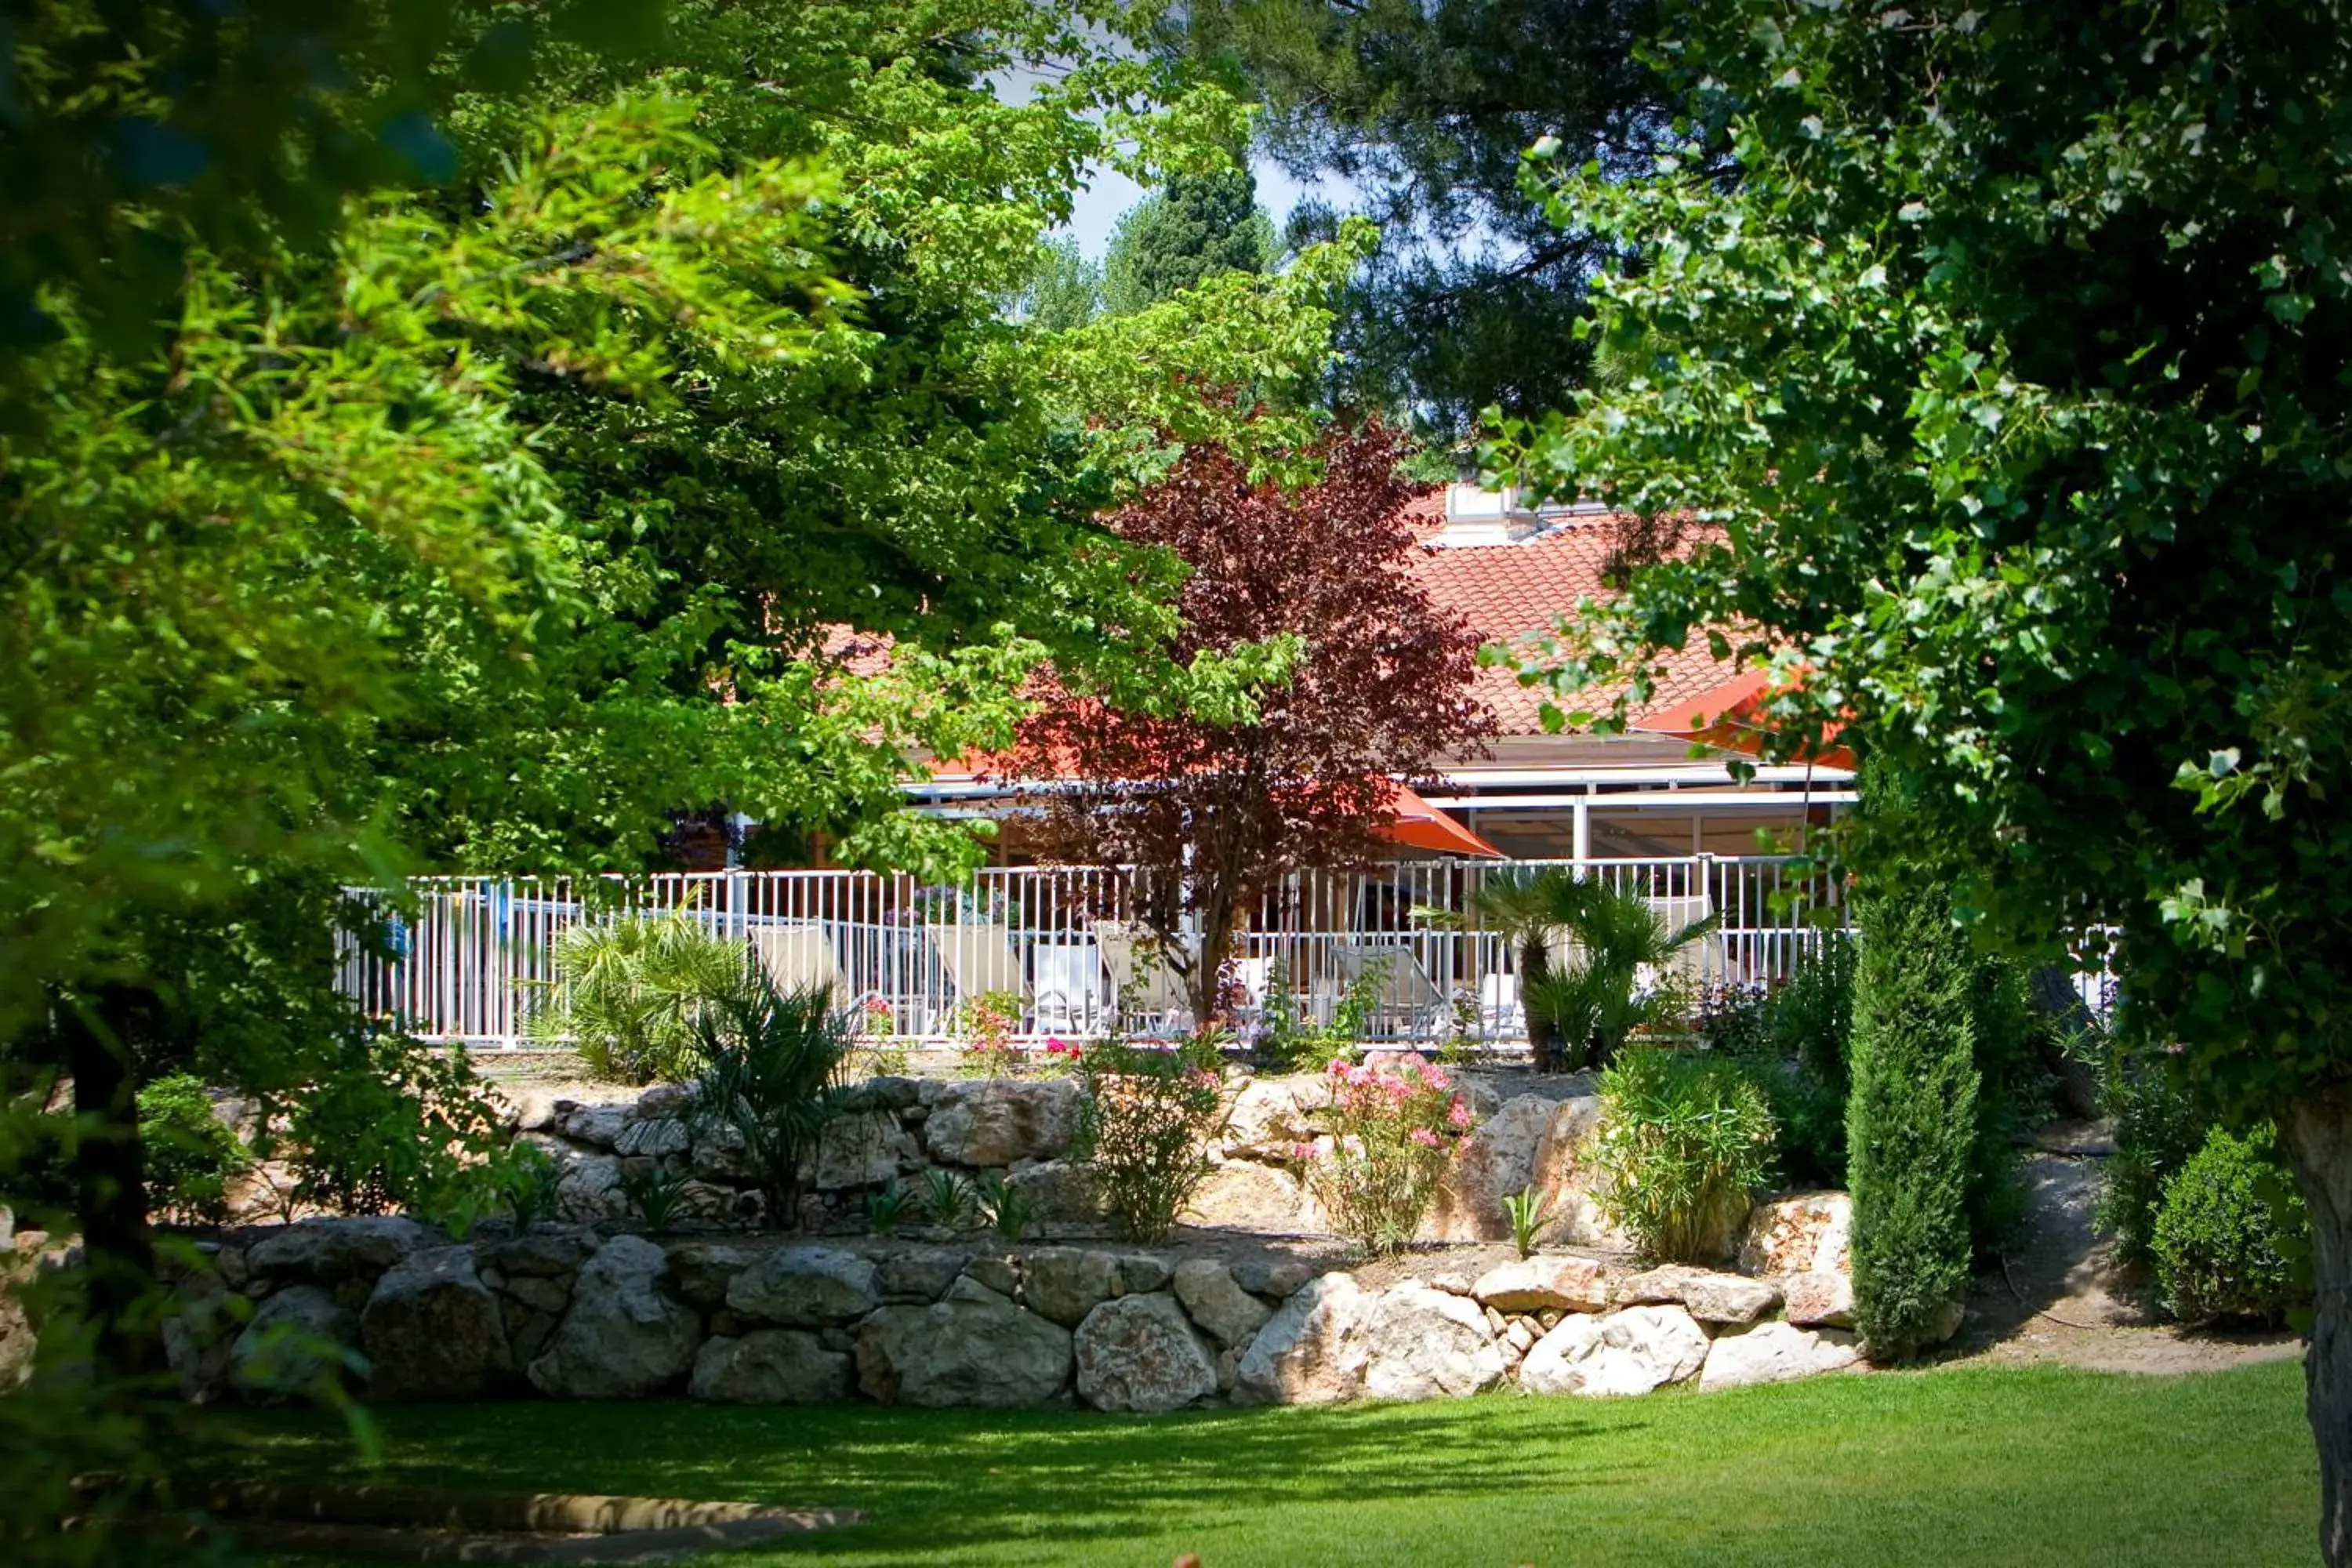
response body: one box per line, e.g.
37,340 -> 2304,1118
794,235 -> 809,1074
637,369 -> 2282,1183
1333,943 -> 1446,1041
926,919 -> 1068,1034
1479,969 -> 1523,1040
748,923 -> 852,1007
1647,895 -> 1727,986
1093,921 -> 1194,1035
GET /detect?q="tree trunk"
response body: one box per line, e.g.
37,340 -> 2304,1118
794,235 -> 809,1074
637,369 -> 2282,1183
1189,876 -> 1241,1036
1519,939 -> 1564,1073
64,987 -> 158,1379
2281,1084 -> 2352,1568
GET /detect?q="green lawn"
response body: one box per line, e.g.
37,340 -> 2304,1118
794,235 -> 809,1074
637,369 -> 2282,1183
207,1359 -> 2319,1568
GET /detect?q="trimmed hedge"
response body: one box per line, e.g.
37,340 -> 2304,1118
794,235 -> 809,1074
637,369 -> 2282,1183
2151,1123 -> 2312,1327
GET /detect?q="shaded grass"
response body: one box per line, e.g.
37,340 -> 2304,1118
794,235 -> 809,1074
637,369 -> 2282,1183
203,1358 -> 2318,1567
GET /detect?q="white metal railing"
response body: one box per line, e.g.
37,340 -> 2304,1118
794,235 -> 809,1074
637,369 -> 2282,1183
336,856 -> 1846,1051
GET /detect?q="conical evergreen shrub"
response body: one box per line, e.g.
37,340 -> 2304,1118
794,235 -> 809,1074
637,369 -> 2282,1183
1847,881 -> 1982,1360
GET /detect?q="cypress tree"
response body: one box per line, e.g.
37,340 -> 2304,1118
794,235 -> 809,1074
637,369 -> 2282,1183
1847,879 -> 1981,1360
1102,168 -> 1279,314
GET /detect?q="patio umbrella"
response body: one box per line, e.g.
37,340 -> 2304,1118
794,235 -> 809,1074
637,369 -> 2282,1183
1376,782 -> 1506,858
1634,670 -> 1858,771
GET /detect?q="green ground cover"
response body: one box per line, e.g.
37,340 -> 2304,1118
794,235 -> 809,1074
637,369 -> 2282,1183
209,1359 -> 2316,1568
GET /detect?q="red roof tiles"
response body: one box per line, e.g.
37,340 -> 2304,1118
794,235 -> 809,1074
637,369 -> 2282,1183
1401,503 -> 1748,736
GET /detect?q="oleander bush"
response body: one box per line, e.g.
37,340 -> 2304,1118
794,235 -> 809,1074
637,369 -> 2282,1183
1302,1057 -> 1473,1254
1591,1047 -> 1778,1263
1072,1035 -> 1229,1243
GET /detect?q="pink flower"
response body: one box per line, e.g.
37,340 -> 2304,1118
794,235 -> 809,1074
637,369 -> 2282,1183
1290,1141 -> 1321,1162
1447,1099 -> 1473,1130
1383,1077 -> 1413,1104
1420,1065 -> 1451,1091
1408,1127 -> 1443,1149
1184,1067 -> 1219,1091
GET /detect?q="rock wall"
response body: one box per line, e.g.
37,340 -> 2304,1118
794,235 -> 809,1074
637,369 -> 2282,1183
162,1192 -> 1867,1413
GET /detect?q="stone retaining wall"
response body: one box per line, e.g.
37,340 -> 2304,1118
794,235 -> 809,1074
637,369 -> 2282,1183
160,1189 -> 1864,1413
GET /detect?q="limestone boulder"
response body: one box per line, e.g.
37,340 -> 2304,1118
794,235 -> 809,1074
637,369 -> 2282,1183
921,1080 -> 1080,1167
876,1250 -> 966,1304
1171,1258 -> 1272,1350
690,1330 -> 854,1404
1527,1096 -> 1624,1247
1613,1265 -> 1781,1327
1781,1271 -> 1857,1329
1425,1094 -> 1559,1243
1519,1305 -> 1708,1398
1359,1283 -> 1507,1401
1006,1160 -> 1101,1227
1232,1272 -> 1371,1406
1221,1076 -> 1332,1159
1698,1321 -> 1862,1392
1074,1293 -> 1219,1413
1023,1248 -> 1120,1328
1181,1160 -> 1313,1232
528,1236 -> 701,1399
360,1246 -> 513,1401
661,1240 -> 760,1309
1738,1191 -> 1853,1279
555,1155 -> 630,1221
855,1277 -> 1073,1407
1230,1257 -> 1316,1299
1470,1255 -> 1613,1315
248,1218 -> 436,1284
806,1111 -> 917,1191
727,1246 -> 880,1327
492,1231 -> 598,1279
558,1103 -> 635,1149
230,1283 -> 358,1398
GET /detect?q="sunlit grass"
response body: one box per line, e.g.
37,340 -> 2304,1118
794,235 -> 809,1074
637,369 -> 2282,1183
205,1357 -> 2317,1567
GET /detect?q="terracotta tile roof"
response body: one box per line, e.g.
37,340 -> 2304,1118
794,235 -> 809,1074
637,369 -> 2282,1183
1399,498 -> 1749,736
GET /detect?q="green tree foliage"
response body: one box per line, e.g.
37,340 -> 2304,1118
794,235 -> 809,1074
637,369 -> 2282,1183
0,7 -> 1378,1509
1494,7 -> 2352,1536
1167,0 -> 1677,437
1846,878 -> 1979,1363
1103,166 -> 1280,314
1007,237 -> 1105,331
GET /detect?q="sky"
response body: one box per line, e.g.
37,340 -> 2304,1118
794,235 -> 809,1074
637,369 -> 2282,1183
1055,154 -> 1359,260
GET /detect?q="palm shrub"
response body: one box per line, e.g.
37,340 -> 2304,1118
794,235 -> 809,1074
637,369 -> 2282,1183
678,980 -> 857,1229
528,911 -> 752,1083
1071,1036 -> 1228,1243
1479,871 -> 1719,1072
1591,1047 -> 1778,1262
2151,1123 -> 2312,1327
1846,883 -> 1980,1361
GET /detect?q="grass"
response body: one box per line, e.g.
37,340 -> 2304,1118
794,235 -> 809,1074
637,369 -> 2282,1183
203,1359 -> 2318,1568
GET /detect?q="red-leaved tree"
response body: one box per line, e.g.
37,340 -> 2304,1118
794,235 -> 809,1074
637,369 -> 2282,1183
1007,420 -> 1494,1025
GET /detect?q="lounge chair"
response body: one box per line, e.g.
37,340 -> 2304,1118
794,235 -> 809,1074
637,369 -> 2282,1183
1093,921 -> 1194,1035
1332,943 -> 1446,1041
926,919 -> 1068,1035
749,922 -> 850,1005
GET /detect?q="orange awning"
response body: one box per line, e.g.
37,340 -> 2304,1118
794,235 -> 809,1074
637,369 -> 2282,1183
1635,670 -> 1858,771
1377,782 -> 1507,858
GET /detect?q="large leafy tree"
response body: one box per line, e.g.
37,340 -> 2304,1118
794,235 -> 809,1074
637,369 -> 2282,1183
1,0 -> 1373,1418
1491,2 -> 2352,1557
1010,420 -> 1494,1025
1167,0 -> 1677,438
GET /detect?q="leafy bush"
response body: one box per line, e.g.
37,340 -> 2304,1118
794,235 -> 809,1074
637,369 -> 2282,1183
2151,1123 -> 2312,1327
921,1167 -> 976,1230
2096,1041 -> 2212,1270
1768,934 -> 1856,1092
137,1074 -> 249,1226
1254,957 -> 1381,1071
618,1163 -> 688,1231
1846,884 -> 1980,1361
678,981 -> 856,1228
1591,1047 -> 1777,1263
1502,1184 -> 1550,1259
528,912 -> 752,1083
955,990 -> 1023,1078
1071,1036 -> 1228,1243
1301,1057 -> 1472,1254
272,1034 -> 520,1232
1693,983 -> 1772,1056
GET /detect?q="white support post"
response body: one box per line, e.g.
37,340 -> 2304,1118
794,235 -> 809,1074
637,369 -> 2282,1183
1571,797 -> 1592,869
